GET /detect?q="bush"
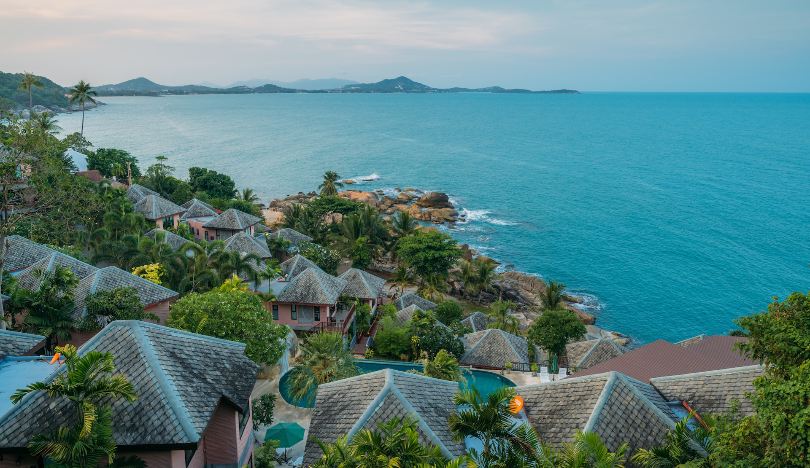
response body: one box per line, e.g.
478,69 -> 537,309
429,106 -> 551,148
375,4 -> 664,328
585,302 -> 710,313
372,316 -> 412,359
417,325 -> 465,359
79,287 -> 157,331
354,302 -> 372,336
252,394 -> 276,430
299,241 -> 341,275
423,349 -> 462,381
435,300 -> 463,325
254,440 -> 279,468
396,230 -> 461,280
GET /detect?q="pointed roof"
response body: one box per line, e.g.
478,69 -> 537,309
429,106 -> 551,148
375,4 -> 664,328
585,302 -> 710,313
73,266 -> 178,318
276,267 -> 347,305
394,293 -> 436,311
0,320 -> 258,448
279,254 -> 319,279
394,304 -> 422,326
460,311 -> 490,332
339,268 -> 385,300
461,329 -> 529,368
126,183 -> 158,203
270,227 -> 313,246
14,251 -> 98,291
133,194 -> 185,220
1,235 -> 55,272
202,208 -> 261,230
145,229 -> 192,251
564,338 -> 627,371
0,329 -> 46,359
519,371 -> 677,452
222,232 -> 272,259
303,369 -> 465,466
650,365 -> 764,417
180,198 -> 218,220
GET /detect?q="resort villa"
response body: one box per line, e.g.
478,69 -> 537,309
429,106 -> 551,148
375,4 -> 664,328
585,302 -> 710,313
0,321 -> 259,468
201,208 -> 262,240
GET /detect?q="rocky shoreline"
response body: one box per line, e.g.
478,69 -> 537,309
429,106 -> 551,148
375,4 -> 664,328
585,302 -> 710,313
13,101 -> 103,118
263,187 -> 630,346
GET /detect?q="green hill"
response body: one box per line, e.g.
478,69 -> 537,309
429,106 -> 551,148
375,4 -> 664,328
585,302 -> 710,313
0,71 -> 69,111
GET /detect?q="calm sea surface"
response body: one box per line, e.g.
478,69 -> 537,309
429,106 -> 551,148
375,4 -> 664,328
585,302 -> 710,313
57,93 -> 810,343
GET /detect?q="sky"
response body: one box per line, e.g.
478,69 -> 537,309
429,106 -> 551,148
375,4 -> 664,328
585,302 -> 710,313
2,0 -> 809,92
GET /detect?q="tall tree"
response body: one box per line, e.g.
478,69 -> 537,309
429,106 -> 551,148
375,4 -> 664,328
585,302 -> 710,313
239,188 -> 260,203
318,170 -> 343,196
286,332 -> 358,406
31,112 -> 61,135
67,80 -> 97,136
23,266 -> 79,351
542,280 -> 566,311
488,300 -> 520,335
11,344 -> 137,467
18,72 -> 43,111
528,309 -> 586,372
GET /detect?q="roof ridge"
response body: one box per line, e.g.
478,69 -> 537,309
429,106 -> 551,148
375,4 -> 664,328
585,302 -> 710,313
389,382 -> 454,459
96,266 -> 180,295
0,328 -> 44,339
649,364 -> 764,382
129,322 -> 200,441
109,320 -> 248,349
345,369 -> 395,439
583,371 -> 618,432
576,338 -> 611,368
613,373 -> 677,430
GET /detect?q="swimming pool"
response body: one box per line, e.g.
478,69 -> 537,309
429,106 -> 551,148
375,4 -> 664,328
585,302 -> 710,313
279,359 -> 516,408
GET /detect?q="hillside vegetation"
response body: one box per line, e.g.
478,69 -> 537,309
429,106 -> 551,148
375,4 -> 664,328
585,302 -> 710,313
0,71 -> 68,110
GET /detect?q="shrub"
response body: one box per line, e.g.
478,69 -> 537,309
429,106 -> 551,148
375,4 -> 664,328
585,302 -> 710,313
252,394 -> 276,430
372,316 -> 412,359
435,300 -> 463,325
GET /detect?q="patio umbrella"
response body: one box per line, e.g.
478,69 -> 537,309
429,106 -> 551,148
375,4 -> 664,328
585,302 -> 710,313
264,421 -> 306,448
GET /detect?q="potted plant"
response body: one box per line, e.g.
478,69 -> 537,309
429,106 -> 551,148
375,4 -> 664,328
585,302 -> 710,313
530,362 -> 539,376
504,361 -> 513,374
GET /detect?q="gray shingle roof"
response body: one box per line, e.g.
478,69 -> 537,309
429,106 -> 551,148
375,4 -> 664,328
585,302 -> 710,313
1,235 -> 55,272
519,371 -> 677,452
394,304 -> 422,326
74,267 -> 178,318
180,198 -> 218,220
223,232 -> 272,259
564,338 -> 628,371
145,229 -> 192,251
0,320 -> 258,448
0,329 -> 45,359
650,365 -> 764,417
461,329 -> 529,368
133,194 -> 185,221
276,267 -> 347,305
270,228 -> 313,246
202,208 -> 261,231
279,254 -> 319,279
394,293 -> 436,311
303,369 -> 464,466
14,251 -> 98,291
460,311 -> 490,332
339,268 -> 385,300
126,183 -> 158,203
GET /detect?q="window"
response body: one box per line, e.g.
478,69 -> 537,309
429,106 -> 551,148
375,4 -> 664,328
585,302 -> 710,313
314,306 -> 320,321
272,304 -> 278,320
291,305 -> 297,321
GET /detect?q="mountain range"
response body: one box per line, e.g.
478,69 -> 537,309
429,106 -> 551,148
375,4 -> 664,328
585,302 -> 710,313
93,76 -> 578,96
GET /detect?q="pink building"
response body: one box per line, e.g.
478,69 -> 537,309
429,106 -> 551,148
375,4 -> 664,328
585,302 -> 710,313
180,198 -> 220,241
338,267 -> 386,311
201,208 -> 262,241
133,194 -> 186,229
0,321 -> 258,468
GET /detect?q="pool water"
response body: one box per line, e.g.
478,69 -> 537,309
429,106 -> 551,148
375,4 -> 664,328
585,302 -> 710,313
279,359 -> 516,408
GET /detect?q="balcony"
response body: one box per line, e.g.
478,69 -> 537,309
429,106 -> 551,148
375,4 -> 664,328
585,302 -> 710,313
310,303 -> 355,334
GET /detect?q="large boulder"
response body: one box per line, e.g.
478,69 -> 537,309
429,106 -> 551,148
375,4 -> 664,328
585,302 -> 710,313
416,192 -> 453,209
340,190 -> 380,206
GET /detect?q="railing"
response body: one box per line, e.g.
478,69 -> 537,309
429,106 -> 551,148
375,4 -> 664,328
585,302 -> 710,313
308,304 -> 356,334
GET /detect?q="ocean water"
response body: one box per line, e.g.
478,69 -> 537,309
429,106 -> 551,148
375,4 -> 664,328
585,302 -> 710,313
57,93 -> 810,343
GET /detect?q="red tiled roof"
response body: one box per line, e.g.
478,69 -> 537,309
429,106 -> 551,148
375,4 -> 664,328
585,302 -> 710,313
572,336 -> 756,382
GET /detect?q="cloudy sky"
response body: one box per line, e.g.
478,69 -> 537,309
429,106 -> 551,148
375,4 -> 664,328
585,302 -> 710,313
2,0 -> 809,91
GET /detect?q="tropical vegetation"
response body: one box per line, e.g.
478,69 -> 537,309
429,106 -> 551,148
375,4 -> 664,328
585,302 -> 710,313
528,308 -> 586,371
285,332 -> 358,406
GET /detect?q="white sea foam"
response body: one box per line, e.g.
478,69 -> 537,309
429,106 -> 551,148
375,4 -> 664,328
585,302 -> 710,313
458,208 -> 518,226
342,172 -> 380,184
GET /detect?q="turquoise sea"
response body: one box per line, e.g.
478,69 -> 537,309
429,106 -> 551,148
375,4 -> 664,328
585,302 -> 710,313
57,93 -> 810,343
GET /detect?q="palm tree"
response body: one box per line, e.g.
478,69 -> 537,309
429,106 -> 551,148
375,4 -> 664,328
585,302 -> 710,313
23,266 -> 79,351
18,72 -> 43,111
238,188 -> 260,204
391,265 -> 413,297
11,344 -> 137,466
449,387 -> 541,466
286,332 -> 358,406
31,111 -> 62,135
391,210 -> 418,239
423,349 -> 462,381
68,80 -> 97,136
319,170 -> 343,196
488,300 -> 520,335
542,280 -> 566,311
458,257 -> 497,299
632,416 -> 712,467
558,432 -> 628,467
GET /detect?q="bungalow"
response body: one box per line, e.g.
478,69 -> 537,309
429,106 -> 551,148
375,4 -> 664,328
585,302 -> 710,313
460,328 -> 535,370
222,231 -> 273,284
2,235 -> 54,273
460,311 -> 490,332
145,228 -> 193,251
394,292 -> 436,311
180,198 -> 219,240
125,183 -> 158,203
338,268 -> 385,311
202,208 -> 262,241
268,265 -> 351,335
0,320 -> 258,468
303,369 -> 465,466
133,194 -> 186,229
269,227 -> 313,248
539,338 -> 627,372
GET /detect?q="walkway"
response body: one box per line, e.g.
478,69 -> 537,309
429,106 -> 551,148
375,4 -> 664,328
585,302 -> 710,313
351,314 -> 382,356
251,368 -> 312,467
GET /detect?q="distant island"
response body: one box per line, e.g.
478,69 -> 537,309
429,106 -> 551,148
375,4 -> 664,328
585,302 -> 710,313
93,75 -> 579,96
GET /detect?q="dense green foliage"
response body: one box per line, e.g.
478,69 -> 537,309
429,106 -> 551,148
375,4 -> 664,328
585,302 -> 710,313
308,195 -> 363,217
415,322 -> 465,359
80,287 -> 156,331
397,229 -> 461,286
22,266 -> 78,351
354,302 -> 372,335
11,344 -> 137,466
252,393 -> 276,430
189,166 -> 237,199
168,290 -> 288,366
318,171 -> 343,197
423,349 -> 462,381
88,148 -> 142,178
298,241 -> 341,275
542,280 -> 566,311
487,300 -> 520,335
285,332 -> 358,407
435,300 -> 463,325
0,71 -> 68,110
457,257 -> 497,298
528,308 -> 586,367
372,315 -> 412,359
